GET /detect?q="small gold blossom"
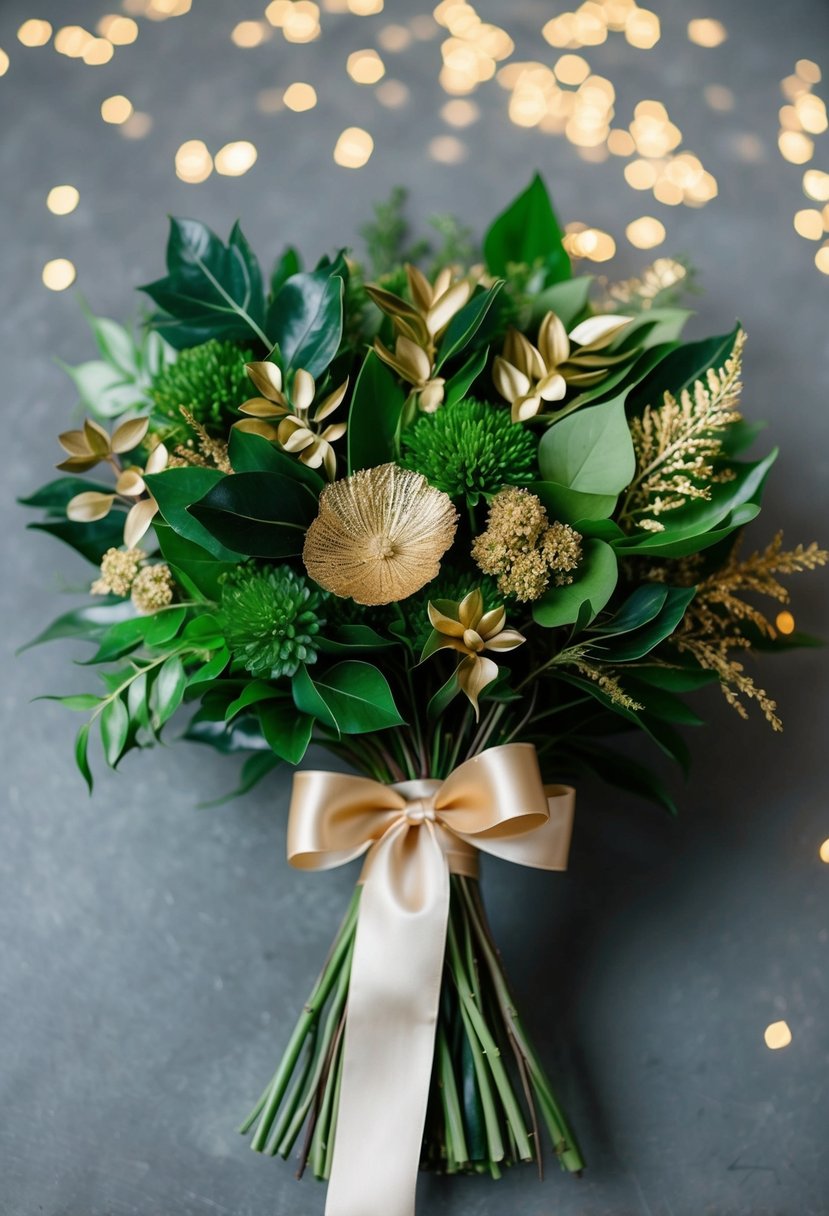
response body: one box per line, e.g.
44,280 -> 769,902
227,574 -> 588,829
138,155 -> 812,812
91,547 -> 145,597
131,563 -> 175,614
421,588 -> 525,717
621,330 -> 745,531
493,310 -> 633,422
471,487 -> 583,602
369,264 -> 472,413
598,257 -> 689,313
234,362 -> 348,480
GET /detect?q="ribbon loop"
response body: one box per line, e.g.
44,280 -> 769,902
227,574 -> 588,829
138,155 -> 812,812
286,743 -> 574,1216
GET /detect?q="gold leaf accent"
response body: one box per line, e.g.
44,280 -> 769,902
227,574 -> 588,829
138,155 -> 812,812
303,463 -> 458,606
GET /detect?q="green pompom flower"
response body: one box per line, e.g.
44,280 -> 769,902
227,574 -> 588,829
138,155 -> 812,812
150,339 -> 252,441
221,565 -> 325,679
400,397 -> 537,504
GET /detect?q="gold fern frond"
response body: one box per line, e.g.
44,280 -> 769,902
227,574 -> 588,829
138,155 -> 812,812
169,406 -> 232,473
621,328 -> 746,531
597,257 -> 689,313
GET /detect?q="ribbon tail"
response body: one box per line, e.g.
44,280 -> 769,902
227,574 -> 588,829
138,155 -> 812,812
326,821 -> 450,1216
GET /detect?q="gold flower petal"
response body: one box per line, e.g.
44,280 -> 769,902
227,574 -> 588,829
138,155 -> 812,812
538,311 -> 570,367
418,380 -> 445,413
303,463 -> 458,606
568,314 -> 632,349
231,417 -> 281,440
144,443 -> 169,475
484,628 -> 526,652
320,421 -> 347,443
406,263 -> 434,313
458,588 -> 483,630
512,395 -> 543,423
313,378 -> 349,422
426,279 -> 471,337
279,424 -> 317,453
67,490 -> 115,522
493,356 -> 531,404
239,396 -> 286,418
246,360 -> 284,401
111,416 -> 150,455
123,497 -> 159,549
58,428 -> 90,457
427,602 -> 466,636
537,372 -> 568,402
396,335 -> 433,384
292,369 -> 316,413
84,417 -> 112,456
116,468 -> 146,496
477,606 -> 506,638
457,653 -> 499,719
511,331 -> 546,381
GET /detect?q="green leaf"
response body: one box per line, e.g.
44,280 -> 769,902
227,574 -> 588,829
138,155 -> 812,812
317,624 -> 397,654
258,702 -> 314,764
75,722 -> 93,793
444,345 -> 489,407
435,282 -> 504,370
127,671 -> 151,730
19,601 -> 135,653
530,480 -> 616,524
188,471 -> 317,558
483,174 -> 570,283
144,467 -> 241,560
596,587 -> 696,661
593,585 -> 669,637
184,712 -> 268,753
538,394 -> 635,494
186,646 -> 230,690
143,605 -> 187,647
87,315 -> 140,378
101,696 -> 129,766
566,341 -> 680,412
80,614 -> 153,665
427,669 -> 461,722
199,751 -> 282,807
269,245 -> 301,297
152,655 -> 187,726
36,693 -> 102,711
267,264 -> 345,377
155,524 -> 234,601
140,218 -> 268,350
28,514 -> 126,566
533,538 -> 617,628
292,661 -> 405,735
626,323 -> 741,416
629,664 -> 718,692
228,428 -> 324,492
613,450 -> 777,557
19,477 -> 114,514
225,681 -> 284,720
720,419 -> 766,457
347,349 -> 405,472
621,679 -> 704,725
59,359 -> 147,419
528,276 -> 592,328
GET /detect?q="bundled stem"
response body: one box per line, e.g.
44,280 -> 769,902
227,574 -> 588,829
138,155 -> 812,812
242,877 -> 584,1180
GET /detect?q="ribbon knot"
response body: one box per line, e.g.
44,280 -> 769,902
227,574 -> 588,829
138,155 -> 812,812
286,743 -> 575,1216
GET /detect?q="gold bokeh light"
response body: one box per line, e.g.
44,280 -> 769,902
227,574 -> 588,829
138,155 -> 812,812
775,610 -> 795,634
347,49 -> 386,84
175,139 -> 213,184
626,215 -> 666,248
42,259 -> 77,291
101,95 -> 134,124
687,19 -> 727,48
17,20 -> 53,47
215,141 -> 259,176
764,1020 -> 792,1050
46,185 -> 80,215
333,126 -> 374,167
283,82 -> 318,111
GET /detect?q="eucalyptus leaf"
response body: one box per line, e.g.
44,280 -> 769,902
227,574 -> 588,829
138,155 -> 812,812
533,538 -> 618,628
538,394 -> 635,494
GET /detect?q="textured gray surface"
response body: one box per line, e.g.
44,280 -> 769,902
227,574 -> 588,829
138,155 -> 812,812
2,1 -> 828,1214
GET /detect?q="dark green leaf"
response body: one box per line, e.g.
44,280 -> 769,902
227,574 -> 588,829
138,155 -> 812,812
267,264 -> 345,377
568,742 -> 677,815
317,624 -> 397,654
629,665 -> 718,692
538,394 -> 635,494
444,345 -> 489,407
292,661 -> 405,734
593,585 -> 669,637
155,524 -> 234,601
347,349 -> 406,472
101,696 -> 129,766
225,681 -> 284,720
199,751 -> 282,807
184,711 -> 268,753
621,678 -> 704,725
143,606 -> 187,647
483,174 -> 570,283
533,538 -> 618,628
228,428 -> 324,492
427,669 -> 461,722
140,218 -> 268,349
258,702 -> 314,764
530,480 -> 616,524
19,601 -> 135,653
127,671 -> 151,730
19,478 -> 114,514
144,467 -> 241,560
720,419 -> 766,457
596,587 -> 696,661
75,722 -> 93,793
436,282 -> 504,370
626,323 -> 741,416
28,513 -> 126,566
269,246 -> 301,297
188,471 -> 317,558
186,646 -> 231,690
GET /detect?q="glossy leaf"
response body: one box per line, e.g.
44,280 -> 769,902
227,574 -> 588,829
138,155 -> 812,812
75,722 -> 93,793
626,324 -> 741,416
267,263 -> 345,377
225,681 -> 284,720
528,275 -> 592,329
140,218 -> 268,350
347,350 -> 406,472
597,587 -> 697,661
538,394 -> 635,494
19,477 -> 114,514
593,585 -> 669,637
152,655 -> 187,726
292,661 -> 405,735
184,712 -> 269,754
483,174 -> 570,283
258,701 -> 314,764
317,624 -> 397,654
144,467 -> 241,560
530,480 -> 616,525
444,345 -> 489,407
188,471 -> 317,558
101,696 -> 129,766
436,282 -> 504,370
228,428 -> 324,492
533,538 -> 618,628
19,601 -> 136,653
28,513 -> 126,566
155,524 -> 235,601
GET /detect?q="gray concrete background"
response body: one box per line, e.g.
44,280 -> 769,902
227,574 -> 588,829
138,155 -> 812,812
1,1 -> 828,1213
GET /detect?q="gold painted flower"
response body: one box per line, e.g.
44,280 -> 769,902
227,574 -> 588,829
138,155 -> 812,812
302,463 -> 458,606
234,362 -> 348,480
421,588 -> 525,717
493,310 -> 633,422
369,264 -> 472,413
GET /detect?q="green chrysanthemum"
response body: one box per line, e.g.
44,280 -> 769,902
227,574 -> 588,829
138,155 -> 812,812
150,339 -> 252,441
400,397 -> 537,504
221,565 -> 325,679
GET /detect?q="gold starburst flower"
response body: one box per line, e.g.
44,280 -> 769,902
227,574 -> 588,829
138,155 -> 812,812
302,463 -> 458,605
421,588 -> 525,717
493,310 -> 633,422
234,362 -> 348,480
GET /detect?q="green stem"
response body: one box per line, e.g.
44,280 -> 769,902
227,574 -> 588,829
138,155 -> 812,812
436,1025 -> 469,1168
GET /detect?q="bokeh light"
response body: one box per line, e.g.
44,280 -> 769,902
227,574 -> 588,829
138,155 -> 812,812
764,1020 -> 792,1050
46,185 -> 80,215
17,20 -> 52,47
626,215 -> 666,248
42,259 -> 77,291
215,141 -> 259,176
333,126 -> 374,167
175,139 -> 213,183
101,95 -> 134,124
775,611 -> 795,634
794,209 -> 823,239
347,49 -> 386,84
283,82 -> 318,111
687,19 -> 727,48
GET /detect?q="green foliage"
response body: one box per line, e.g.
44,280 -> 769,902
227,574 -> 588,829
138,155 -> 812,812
188,470 -> 318,558
483,174 -> 570,284
347,349 -> 406,473
266,257 -> 346,377
532,538 -> 617,627
292,661 -> 405,734
400,398 -> 536,505
58,307 -> 174,420
538,395 -> 635,496
221,564 -> 325,679
150,339 -> 253,441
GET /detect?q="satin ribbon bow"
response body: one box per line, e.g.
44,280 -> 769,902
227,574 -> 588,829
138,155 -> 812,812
287,742 -> 574,1216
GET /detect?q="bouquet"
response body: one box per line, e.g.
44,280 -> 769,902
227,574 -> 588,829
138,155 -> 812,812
22,176 -> 825,1214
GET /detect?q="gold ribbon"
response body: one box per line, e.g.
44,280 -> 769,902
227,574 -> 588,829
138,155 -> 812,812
287,742 -> 574,1216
